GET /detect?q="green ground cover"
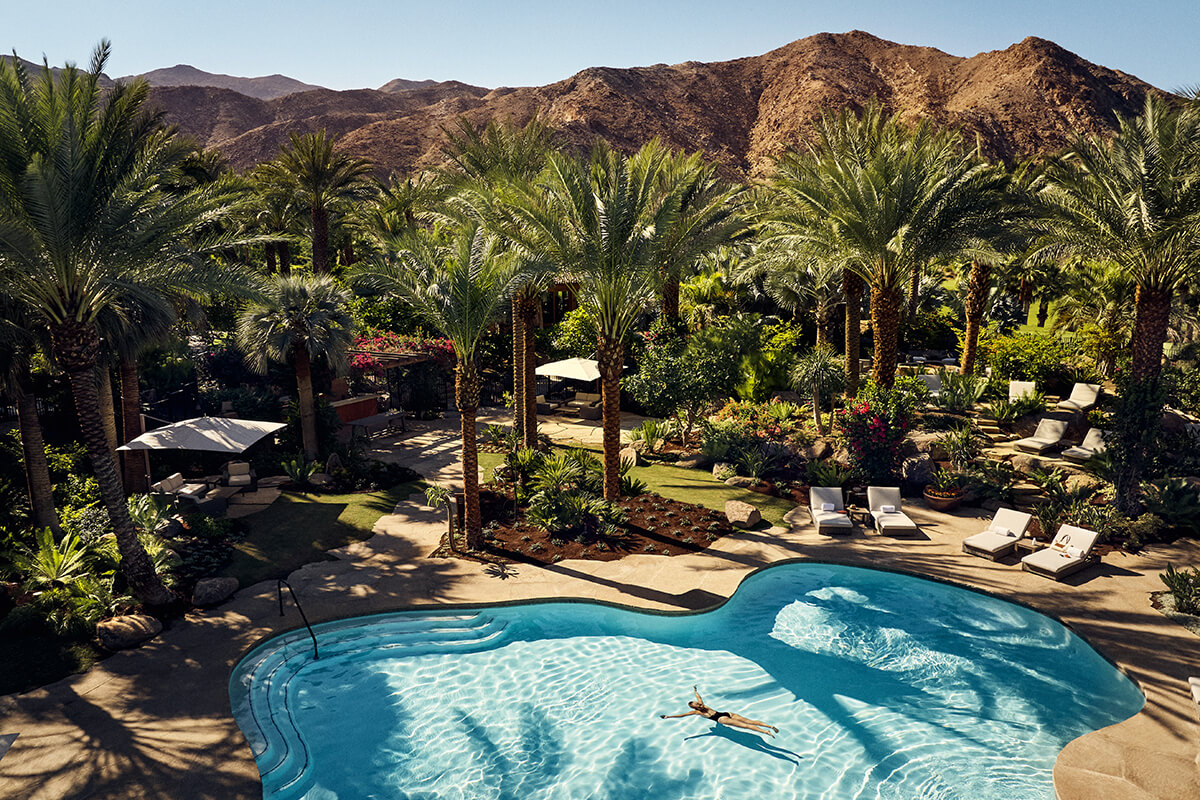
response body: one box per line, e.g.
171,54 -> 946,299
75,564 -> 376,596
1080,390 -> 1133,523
477,450 -> 795,526
224,482 -> 419,587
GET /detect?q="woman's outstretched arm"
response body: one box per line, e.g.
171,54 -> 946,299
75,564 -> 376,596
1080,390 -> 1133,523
660,710 -> 701,719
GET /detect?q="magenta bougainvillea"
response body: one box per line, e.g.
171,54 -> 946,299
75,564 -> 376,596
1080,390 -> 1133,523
350,328 -> 455,374
835,392 -> 911,483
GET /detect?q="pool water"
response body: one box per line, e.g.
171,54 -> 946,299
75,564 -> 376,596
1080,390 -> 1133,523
230,564 -> 1143,800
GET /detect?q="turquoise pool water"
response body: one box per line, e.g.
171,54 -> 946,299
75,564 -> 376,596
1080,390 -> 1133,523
230,564 -> 1143,800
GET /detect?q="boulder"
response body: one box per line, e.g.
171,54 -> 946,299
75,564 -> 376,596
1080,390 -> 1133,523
832,447 -> 853,468
308,472 -> 334,488
725,500 -> 761,529
619,446 -> 643,467
909,432 -> 949,462
1010,454 -> 1043,474
901,453 -> 937,486
675,453 -> 709,470
192,577 -> 239,607
97,614 -> 162,651
724,475 -> 756,488
800,439 -> 832,461
712,462 -> 735,479
980,498 -> 1004,512
1065,473 -> 1104,493
324,452 -> 344,473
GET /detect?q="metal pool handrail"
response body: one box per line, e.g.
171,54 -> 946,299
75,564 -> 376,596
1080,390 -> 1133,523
277,579 -> 319,660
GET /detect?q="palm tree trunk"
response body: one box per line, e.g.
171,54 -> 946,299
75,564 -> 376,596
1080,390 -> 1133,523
1131,286 -> 1172,381
815,306 -> 830,348
519,291 -> 538,450
870,285 -> 903,388
312,205 -> 330,274
597,334 -> 624,502
294,346 -> 319,460
279,241 -> 292,274
511,297 -> 526,443
661,272 -> 680,319
1036,298 -> 1049,327
843,271 -> 863,397
907,265 -> 921,319
97,366 -> 119,457
265,242 -> 277,274
119,359 -> 149,493
960,260 -> 990,375
811,381 -> 825,436
50,322 -> 172,606
14,369 -> 58,533
456,360 -> 482,549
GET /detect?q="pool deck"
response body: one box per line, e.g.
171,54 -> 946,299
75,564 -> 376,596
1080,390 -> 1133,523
1,414 -> 1199,799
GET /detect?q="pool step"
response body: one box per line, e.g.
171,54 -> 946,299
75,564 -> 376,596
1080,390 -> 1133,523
237,610 -> 511,800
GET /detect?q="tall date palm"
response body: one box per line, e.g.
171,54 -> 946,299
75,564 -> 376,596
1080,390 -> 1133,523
354,224 -> 524,549
0,44 -> 246,605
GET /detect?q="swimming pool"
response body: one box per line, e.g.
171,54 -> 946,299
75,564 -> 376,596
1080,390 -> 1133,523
230,563 -> 1143,799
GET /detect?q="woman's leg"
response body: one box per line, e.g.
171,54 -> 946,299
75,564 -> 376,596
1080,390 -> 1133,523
718,718 -> 775,737
729,713 -> 779,732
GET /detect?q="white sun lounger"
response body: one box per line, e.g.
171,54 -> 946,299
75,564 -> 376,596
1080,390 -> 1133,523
1009,380 -> 1037,403
1056,383 -> 1101,413
867,486 -> 919,535
917,373 -> 942,399
809,486 -> 854,535
1021,524 -> 1100,580
1061,428 -> 1107,463
962,508 -> 1033,560
1014,418 -> 1068,454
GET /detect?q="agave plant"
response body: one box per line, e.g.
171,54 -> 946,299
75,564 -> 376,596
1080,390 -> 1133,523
13,528 -> 92,593
282,458 -> 320,487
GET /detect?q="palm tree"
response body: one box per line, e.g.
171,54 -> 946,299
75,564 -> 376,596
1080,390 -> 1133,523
494,141 -> 671,500
238,274 -> 354,461
438,116 -> 556,450
762,104 -> 1012,388
248,165 -> 303,275
353,223 -> 524,548
0,305 -> 58,531
1052,260 -> 1136,377
0,44 -> 247,605
258,130 -> 373,274
741,249 -> 843,345
1037,95 -> 1200,381
652,147 -> 747,319
792,345 -> 842,436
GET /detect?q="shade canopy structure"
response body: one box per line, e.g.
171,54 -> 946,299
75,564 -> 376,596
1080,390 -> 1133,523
535,357 -> 601,382
118,416 -> 287,454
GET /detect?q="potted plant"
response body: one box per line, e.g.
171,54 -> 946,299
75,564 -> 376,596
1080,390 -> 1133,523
924,467 -> 966,511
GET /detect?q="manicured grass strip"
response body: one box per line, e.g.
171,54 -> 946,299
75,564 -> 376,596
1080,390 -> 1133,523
629,462 -> 796,527
478,450 -> 795,527
225,482 -> 419,587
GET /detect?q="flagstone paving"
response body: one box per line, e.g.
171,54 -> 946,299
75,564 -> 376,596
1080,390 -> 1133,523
1,413 -> 1198,799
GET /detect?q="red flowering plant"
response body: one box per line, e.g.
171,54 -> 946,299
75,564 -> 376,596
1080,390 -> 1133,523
350,327 -> 455,375
834,381 -> 917,483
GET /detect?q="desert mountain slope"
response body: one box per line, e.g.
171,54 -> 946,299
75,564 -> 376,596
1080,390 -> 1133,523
145,30 -> 1162,177
123,64 -> 323,100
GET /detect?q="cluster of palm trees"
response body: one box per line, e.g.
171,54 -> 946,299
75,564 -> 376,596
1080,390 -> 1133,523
2,43 -> 1198,603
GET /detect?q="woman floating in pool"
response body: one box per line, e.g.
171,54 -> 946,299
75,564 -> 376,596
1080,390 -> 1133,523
660,686 -> 779,737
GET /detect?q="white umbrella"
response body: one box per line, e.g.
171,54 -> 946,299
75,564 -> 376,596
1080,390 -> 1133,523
535,357 -> 601,382
118,416 -> 287,454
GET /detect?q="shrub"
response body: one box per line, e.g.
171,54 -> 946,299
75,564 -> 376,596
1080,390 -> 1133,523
282,458 -> 319,487
937,425 -> 983,471
985,331 -> 1073,388
1161,564 -> 1200,615
1142,478 -> 1200,535
936,372 -> 986,414
712,462 -> 737,482
549,307 -> 599,359
805,460 -> 853,487
835,382 -> 912,483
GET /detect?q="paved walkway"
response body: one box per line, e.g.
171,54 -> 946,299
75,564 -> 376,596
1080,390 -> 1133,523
1,419 -> 1199,799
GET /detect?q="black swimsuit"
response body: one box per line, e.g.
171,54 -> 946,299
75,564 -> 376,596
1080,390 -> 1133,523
711,711 -> 732,722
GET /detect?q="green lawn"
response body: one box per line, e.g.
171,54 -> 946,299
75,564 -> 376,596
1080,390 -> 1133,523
478,450 -> 796,526
224,482 -> 420,587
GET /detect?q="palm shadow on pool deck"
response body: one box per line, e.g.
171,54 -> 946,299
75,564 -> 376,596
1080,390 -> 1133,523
683,724 -> 806,765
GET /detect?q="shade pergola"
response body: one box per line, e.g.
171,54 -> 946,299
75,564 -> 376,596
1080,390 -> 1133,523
118,416 -> 287,454
535,357 -> 601,382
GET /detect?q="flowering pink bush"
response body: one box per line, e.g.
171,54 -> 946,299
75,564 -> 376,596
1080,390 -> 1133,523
835,390 -> 911,483
350,328 -> 455,374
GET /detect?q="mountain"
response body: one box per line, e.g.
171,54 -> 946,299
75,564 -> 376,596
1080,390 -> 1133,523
378,78 -> 440,93
123,64 -> 323,100
143,31 -> 1164,177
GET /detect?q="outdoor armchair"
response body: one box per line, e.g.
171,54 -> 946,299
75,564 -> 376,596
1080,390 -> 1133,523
961,508 -> 1033,560
221,460 -> 257,490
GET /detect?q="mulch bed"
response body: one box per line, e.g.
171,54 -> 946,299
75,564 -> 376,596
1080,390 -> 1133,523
433,486 -> 737,564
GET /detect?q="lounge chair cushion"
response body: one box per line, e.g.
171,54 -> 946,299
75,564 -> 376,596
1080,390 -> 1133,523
1056,383 -> 1101,412
227,462 -> 251,476
1021,547 -> 1086,575
227,474 -> 252,487
962,531 -> 1021,555
812,508 -> 854,529
874,511 -> 919,532
178,483 -> 207,498
1014,419 -> 1068,453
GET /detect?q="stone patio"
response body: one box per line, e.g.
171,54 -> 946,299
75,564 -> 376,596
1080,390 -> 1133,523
1,415 -> 1198,799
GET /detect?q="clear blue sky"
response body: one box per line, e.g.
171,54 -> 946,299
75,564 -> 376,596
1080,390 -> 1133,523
5,0 -> 1197,92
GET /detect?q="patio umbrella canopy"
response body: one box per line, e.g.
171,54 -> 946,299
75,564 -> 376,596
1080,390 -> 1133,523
118,416 -> 287,454
535,357 -> 601,382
